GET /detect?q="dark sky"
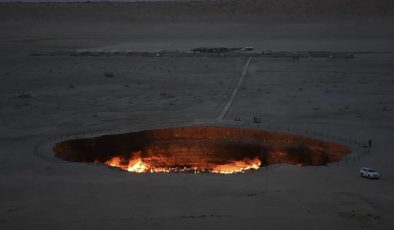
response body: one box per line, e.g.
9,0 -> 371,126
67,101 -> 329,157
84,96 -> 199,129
0,0 -> 201,2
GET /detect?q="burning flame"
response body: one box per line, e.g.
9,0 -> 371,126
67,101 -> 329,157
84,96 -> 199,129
105,156 -> 148,173
212,158 -> 261,174
103,154 -> 261,174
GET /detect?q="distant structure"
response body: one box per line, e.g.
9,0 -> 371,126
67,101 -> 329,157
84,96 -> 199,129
191,47 -> 254,54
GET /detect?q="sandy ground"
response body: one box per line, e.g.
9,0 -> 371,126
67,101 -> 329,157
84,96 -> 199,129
0,1 -> 394,229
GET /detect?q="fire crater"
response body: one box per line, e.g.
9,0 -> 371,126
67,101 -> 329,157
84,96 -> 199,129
53,126 -> 351,174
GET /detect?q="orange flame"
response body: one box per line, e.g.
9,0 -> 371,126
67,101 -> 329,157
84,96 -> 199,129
212,158 -> 261,174
104,154 -> 261,174
105,156 -> 149,173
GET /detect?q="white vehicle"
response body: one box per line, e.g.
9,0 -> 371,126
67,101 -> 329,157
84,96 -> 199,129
360,167 -> 380,179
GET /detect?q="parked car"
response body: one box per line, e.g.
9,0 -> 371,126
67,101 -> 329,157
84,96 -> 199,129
360,167 -> 380,179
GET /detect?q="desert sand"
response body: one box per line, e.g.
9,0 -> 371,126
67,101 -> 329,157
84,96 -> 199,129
0,1 -> 394,229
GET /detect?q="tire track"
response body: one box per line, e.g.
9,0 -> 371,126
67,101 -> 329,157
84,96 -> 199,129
216,57 -> 252,120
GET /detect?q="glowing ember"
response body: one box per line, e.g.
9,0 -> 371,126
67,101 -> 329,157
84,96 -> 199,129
212,158 -> 261,174
104,154 -> 261,174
